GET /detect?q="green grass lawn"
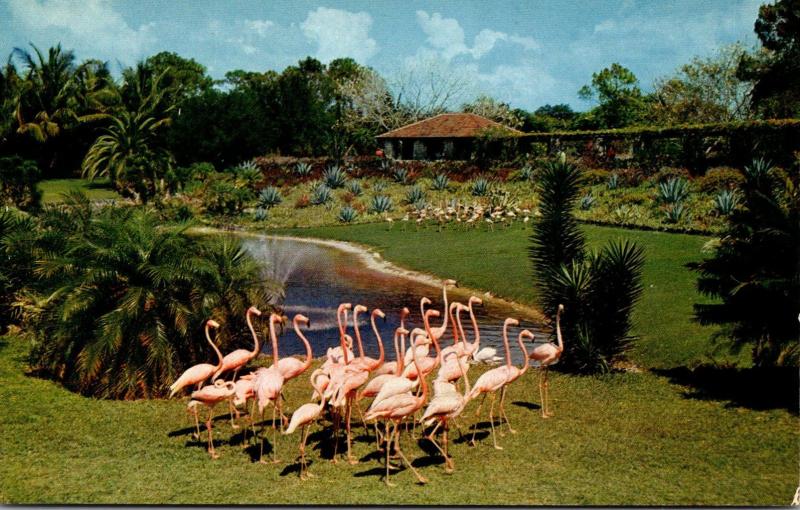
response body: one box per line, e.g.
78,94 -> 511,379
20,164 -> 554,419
38,178 -> 121,203
0,335 -> 795,505
274,221 -> 739,369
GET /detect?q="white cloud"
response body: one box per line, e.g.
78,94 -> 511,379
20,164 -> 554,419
300,7 -> 378,63
415,11 -> 539,61
593,20 -> 616,33
244,19 -> 274,38
6,0 -> 155,61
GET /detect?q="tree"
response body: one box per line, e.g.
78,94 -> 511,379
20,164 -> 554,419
0,209 -> 36,332
521,104 -> 579,132
530,155 -> 645,372
27,198 -> 276,399
737,0 -> 800,118
0,156 -> 41,210
689,158 -> 800,366
579,63 -> 646,128
461,95 -> 523,129
651,44 -> 753,124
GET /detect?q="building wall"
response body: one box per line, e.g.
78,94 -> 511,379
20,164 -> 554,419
380,138 -> 474,161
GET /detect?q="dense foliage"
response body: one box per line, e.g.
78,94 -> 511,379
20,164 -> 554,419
0,156 -> 41,209
689,158 -> 800,366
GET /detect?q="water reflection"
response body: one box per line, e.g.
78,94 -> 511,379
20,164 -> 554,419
242,236 -> 548,365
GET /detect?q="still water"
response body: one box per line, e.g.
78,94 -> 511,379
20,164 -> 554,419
241,235 -> 548,365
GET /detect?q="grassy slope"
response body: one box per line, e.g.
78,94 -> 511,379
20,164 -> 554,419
0,336 -> 795,505
38,179 -> 121,203
275,222 -> 738,369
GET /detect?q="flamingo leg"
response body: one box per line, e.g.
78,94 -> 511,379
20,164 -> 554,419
489,392 -> 502,450
542,368 -> 553,418
331,410 -> 340,463
443,423 -> 454,473
394,423 -> 428,485
384,422 -> 396,487
345,400 -> 357,465
469,393 -> 487,446
206,406 -> 219,459
425,420 -> 449,467
271,403 -> 281,463
499,385 -> 516,434
258,408 -> 268,464
191,406 -> 201,440
228,399 -> 239,430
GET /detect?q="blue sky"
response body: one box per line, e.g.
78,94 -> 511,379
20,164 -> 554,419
0,0 -> 763,111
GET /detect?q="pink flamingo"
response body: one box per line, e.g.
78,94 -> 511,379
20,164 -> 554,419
401,303 -> 442,382
168,319 -> 224,398
365,312 -> 435,486
213,306 -> 262,382
373,307 -> 410,376
528,304 -> 565,418
283,368 -> 328,480
429,279 -> 457,340
497,328 -> 534,434
349,305 -> 385,372
467,317 -> 519,450
437,303 -> 471,385
277,313 -> 314,381
189,379 -> 236,459
252,313 -> 286,463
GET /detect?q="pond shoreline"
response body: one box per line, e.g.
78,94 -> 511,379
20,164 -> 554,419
191,226 -> 546,325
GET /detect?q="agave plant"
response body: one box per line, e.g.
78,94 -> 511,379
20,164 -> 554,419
253,207 -> 268,221
337,206 -> 358,223
310,184 -> 333,205
405,185 -> 425,204
392,167 -> 410,184
471,177 -> 491,197
664,202 -> 688,223
369,194 -> 393,213
714,189 -> 740,215
516,165 -> 535,182
413,199 -> 428,212
257,186 -> 282,208
431,172 -> 450,191
233,160 -> 262,190
294,162 -> 313,178
657,177 -> 689,204
372,179 -> 388,193
579,194 -> 596,210
323,165 -> 347,189
607,173 -> 619,190
345,180 -> 363,196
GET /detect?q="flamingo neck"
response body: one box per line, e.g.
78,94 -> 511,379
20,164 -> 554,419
449,305 -> 459,345
268,318 -> 279,364
517,333 -> 530,376
338,308 -> 349,365
423,313 -> 442,365
369,313 -> 385,370
502,323 -> 512,368
294,319 -> 313,370
455,308 -> 467,347
246,311 -> 259,358
556,309 -> 564,352
397,328 -> 406,374
392,330 -> 401,375
468,303 -> 480,352
437,285 -> 449,332
410,331 -> 427,402
207,325 -> 224,370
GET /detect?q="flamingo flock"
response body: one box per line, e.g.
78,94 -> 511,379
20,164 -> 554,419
168,280 -> 565,486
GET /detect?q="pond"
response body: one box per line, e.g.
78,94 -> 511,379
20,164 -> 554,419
241,234 -> 549,365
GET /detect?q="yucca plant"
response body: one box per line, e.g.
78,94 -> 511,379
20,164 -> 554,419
664,202 -> 688,223
471,177 -> 491,196
579,193 -> 596,210
431,172 -> 450,191
405,185 -> 425,204
607,173 -> 619,190
714,189 -> 740,215
392,167 -> 410,184
310,184 -> 332,205
257,186 -> 282,208
294,162 -> 313,178
323,165 -> 347,189
345,180 -> 363,196
369,194 -> 393,213
254,207 -> 268,221
337,206 -> 358,223
657,177 -> 689,204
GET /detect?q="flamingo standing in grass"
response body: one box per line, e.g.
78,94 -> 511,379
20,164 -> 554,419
283,368 -> 328,480
253,313 -> 286,464
372,307 -> 410,376
497,329 -> 534,434
528,304 -> 565,418
467,317 -> 519,450
364,313 -> 434,486
189,379 -> 236,459
213,306 -> 262,382
169,319 -> 224,398
277,314 -> 313,382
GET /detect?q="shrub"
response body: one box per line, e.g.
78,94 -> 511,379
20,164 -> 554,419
664,202 -> 689,223
345,180 -> 363,196
0,156 -> 41,210
337,206 -> 358,223
369,194 -> 393,213
583,169 -> 609,185
294,194 -> 310,208
232,160 -> 262,190
657,177 -> 690,204
323,165 -> 347,189
654,166 -> 690,183
392,167 -> 410,184
310,184 -> 333,205
254,207 -> 268,221
294,162 -> 313,178
431,173 -> 450,191
413,199 -> 427,212
579,194 -> 596,210
616,167 -> 645,187
405,185 -> 425,205
257,186 -> 282,208
471,177 -> 491,196
697,166 -> 745,192
203,175 -> 253,216
714,189 -> 740,215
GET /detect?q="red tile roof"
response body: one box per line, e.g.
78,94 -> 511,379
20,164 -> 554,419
376,113 -> 522,139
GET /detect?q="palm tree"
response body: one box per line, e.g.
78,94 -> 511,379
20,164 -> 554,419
28,196 -> 278,399
0,57 -> 22,146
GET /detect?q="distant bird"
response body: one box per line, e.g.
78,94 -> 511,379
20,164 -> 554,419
169,319 -> 224,398
528,304 -> 565,418
283,369 -> 328,480
189,379 -> 236,459
213,306 -> 262,382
